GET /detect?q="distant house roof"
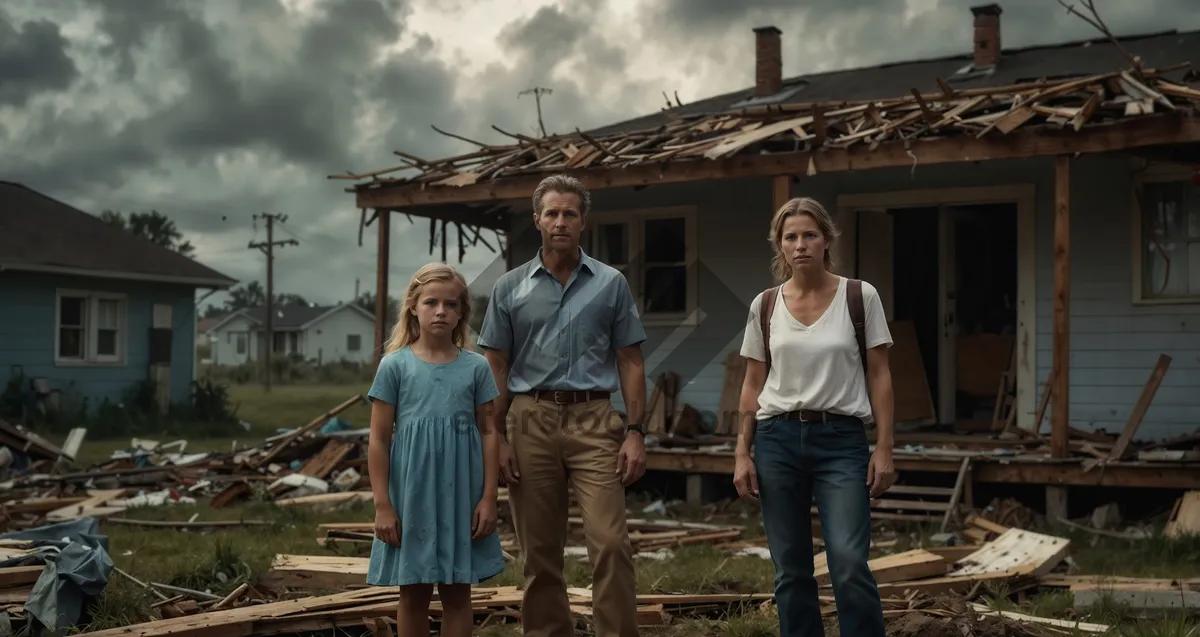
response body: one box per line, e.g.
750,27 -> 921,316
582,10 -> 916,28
197,316 -> 224,334
206,302 -> 375,333
0,181 -> 237,288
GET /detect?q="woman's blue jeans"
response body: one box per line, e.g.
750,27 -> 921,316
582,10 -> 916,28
753,412 -> 886,637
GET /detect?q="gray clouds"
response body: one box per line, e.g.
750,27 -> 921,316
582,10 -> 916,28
1,0 -> 1197,309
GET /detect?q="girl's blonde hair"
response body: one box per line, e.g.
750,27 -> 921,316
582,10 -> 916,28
384,262 -> 472,354
768,196 -> 841,281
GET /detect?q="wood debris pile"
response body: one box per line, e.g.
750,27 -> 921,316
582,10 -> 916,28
80,514 -> 1119,635
0,395 -> 374,532
315,511 -> 744,559
335,64 -> 1200,189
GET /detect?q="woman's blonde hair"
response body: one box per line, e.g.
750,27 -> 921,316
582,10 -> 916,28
768,197 -> 841,281
384,262 -> 472,354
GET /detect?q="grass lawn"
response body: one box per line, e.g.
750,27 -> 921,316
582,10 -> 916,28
54,383 -> 1200,635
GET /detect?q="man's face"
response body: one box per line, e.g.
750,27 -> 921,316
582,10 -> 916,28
534,190 -> 585,251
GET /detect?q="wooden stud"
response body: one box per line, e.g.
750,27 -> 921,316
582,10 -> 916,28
374,209 -> 391,366
1051,156 -> 1071,459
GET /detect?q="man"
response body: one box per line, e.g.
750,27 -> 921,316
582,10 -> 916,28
477,173 -> 648,637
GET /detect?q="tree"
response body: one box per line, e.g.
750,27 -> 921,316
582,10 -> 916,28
102,210 -> 195,258
221,281 -> 309,313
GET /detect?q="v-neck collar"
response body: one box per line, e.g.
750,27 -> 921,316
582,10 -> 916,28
777,276 -> 846,330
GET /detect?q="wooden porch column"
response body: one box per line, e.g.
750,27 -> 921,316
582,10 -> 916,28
1047,155 -> 1071,521
374,209 -> 391,366
1051,156 -> 1071,459
772,174 -> 791,212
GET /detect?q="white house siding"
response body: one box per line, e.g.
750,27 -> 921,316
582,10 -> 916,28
211,316 -> 257,365
502,156 -> 1200,441
304,307 -> 374,364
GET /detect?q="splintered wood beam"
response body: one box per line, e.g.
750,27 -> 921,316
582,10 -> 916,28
1052,155 -> 1071,459
374,209 -> 391,366
354,113 -> 1200,209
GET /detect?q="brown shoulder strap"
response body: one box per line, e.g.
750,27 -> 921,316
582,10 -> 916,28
759,286 -> 779,369
846,278 -> 867,377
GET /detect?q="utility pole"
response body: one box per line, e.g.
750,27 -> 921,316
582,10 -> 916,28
519,86 -> 552,137
248,213 -> 298,392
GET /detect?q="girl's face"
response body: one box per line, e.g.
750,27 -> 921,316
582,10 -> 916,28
412,280 -> 462,337
779,213 -> 827,272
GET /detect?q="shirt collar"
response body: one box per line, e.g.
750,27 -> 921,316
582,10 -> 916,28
527,246 -> 596,278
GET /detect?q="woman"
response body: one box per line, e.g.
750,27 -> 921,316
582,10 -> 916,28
733,196 -> 897,637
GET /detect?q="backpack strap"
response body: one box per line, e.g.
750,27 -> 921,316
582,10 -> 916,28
846,278 -> 868,378
759,286 -> 780,369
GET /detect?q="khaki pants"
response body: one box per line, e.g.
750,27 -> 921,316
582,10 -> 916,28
505,393 -> 639,637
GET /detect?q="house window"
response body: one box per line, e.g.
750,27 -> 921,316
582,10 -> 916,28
273,332 -> 287,353
347,334 -> 362,351
587,206 -> 697,324
55,291 -> 126,364
235,333 -> 247,355
1137,180 -> 1200,303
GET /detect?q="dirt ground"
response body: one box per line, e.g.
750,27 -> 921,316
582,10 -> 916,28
886,612 -> 1035,637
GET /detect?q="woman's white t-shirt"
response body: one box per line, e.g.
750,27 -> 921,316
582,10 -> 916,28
739,276 -> 893,423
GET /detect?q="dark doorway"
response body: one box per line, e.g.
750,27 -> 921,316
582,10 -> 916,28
890,206 -> 941,407
951,203 -> 1019,422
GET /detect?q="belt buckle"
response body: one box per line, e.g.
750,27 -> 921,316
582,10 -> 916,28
553,390 -> 568,404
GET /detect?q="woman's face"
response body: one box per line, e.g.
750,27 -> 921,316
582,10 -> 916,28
779,213 -> 827,272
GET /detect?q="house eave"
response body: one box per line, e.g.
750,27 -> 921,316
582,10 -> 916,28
0,263 -> 238,289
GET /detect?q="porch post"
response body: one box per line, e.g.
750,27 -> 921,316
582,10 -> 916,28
1051,157 -> 1071,459
772,174 -> 791,212
1048,155 -> 1071,520
374,208 -> 391,367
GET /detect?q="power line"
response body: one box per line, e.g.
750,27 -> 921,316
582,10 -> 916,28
248,213 -> 298,392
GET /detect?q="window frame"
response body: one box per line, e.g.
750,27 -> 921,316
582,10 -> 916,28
584,205 -> 699,327
54,289 -> 129,366
347,334 -> 362,352
1131,164 -> 1200,305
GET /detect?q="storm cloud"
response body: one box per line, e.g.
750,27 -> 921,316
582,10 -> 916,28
0,0 -> 1196,309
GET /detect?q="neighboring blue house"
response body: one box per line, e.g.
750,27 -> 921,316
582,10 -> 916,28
0,181 -> 237,414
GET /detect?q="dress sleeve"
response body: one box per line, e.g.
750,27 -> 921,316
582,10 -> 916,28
367,354 -> 402,405
474,355 -> 501,406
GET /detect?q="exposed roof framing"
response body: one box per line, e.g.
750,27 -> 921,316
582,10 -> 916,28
333,65 -> 1200,211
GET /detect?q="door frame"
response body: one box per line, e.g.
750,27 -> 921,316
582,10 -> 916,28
835,184 -> 1037,433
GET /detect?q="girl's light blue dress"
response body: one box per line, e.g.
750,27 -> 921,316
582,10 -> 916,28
365,346 -> 506,586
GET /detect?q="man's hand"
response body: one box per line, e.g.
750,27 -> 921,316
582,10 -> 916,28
867,447 -> 897,499
616,432 -> 646,486
733,451 -> 759,502
498,440 -> 520,485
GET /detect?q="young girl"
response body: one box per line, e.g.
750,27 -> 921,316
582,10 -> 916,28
365,262 -> 504,637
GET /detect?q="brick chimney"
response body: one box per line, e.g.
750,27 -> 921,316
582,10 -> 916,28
971,4 -> 1002,68
754,26 -> 782,97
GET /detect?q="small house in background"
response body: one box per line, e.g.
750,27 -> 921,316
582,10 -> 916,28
203,302 -> 377,365
0,181 -> 238,414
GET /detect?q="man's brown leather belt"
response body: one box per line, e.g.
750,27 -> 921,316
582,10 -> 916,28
782,409 -> 838,422
523,389 -> 611,404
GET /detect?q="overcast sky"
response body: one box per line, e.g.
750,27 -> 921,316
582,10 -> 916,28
3,0 -> 1198,312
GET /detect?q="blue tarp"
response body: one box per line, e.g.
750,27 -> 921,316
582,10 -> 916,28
0,517 -> 113,635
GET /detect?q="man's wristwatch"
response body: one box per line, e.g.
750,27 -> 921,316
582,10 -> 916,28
627,423 -> 645,436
